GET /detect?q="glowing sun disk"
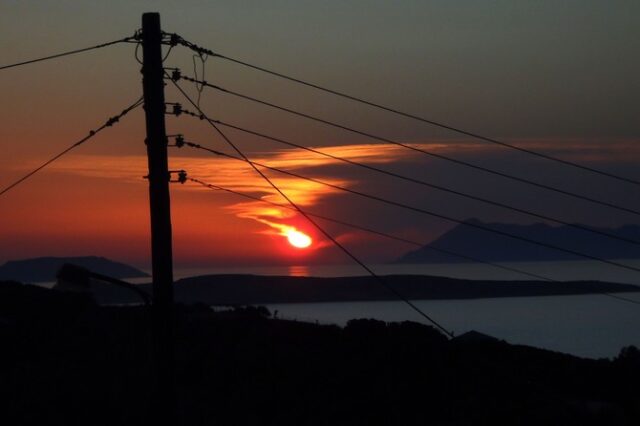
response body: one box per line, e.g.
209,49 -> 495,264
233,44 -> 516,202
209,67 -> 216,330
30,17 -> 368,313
286,229 -> 312,249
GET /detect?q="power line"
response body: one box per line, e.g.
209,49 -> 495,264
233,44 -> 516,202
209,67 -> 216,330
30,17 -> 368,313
170,37 -> 640,188
172,67 -> 640,276
170,77 -> 455,338
603,293 -> 640,305
188,176 -> 556,282
189,116 -> 640,248
169,39 -> 640,308
189,177 -> 640,306
0,36 -> 137,71
0,97 -> 143,198
170,74 -> 640,307
182,138 -> 640,276
176,75 -> 640,218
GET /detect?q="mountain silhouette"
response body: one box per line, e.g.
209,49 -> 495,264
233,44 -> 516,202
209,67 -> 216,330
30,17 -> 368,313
0,256 -> 148,282
397,219 -> 640,263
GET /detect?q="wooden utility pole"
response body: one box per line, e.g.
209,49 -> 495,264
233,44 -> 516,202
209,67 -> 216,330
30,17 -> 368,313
141,12 -> 175,420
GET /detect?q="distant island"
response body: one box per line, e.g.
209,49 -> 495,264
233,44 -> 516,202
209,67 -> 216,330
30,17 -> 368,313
81,274 -> 640,305
0,256 -> 149,282
397,219 -> 640,263
172,274 -> 640,305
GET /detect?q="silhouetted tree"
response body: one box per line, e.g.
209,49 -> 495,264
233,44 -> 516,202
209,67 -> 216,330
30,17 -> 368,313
616,345 -> 640,366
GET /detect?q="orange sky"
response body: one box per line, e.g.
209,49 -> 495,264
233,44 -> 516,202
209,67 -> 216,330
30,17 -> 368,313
0,142 -> 431,266
1,2 -> 639,269
3,136 -> 639,269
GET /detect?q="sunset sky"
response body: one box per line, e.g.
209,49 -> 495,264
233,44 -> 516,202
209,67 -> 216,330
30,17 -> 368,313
1,1 -> 639,269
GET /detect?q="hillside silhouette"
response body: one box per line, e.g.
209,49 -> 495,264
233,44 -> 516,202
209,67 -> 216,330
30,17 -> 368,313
0,279 -> 638,425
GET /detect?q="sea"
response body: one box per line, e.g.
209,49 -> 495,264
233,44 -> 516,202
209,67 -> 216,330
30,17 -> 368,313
43,260 -> 640,359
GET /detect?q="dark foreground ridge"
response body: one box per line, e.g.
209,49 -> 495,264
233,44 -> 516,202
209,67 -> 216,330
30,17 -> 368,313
0,256 -> 149,282
91,273 -> 640,305
397,220 -> 640,263
1,280 -> 639,425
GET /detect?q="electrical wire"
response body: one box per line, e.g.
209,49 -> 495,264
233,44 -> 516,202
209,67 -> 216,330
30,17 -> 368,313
177,76 -> 640,218
168,74 -> 640,275
0,97 -> 143,198
170,77 -> 455,338
137,42 -> 173,64
0,36 -> 137,71
171,37 -> 640,187
169,71 -> 640,307
191,53 -> 208,108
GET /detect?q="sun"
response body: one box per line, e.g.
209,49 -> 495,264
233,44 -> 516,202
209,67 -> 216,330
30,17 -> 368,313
285,229 -> 312,249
